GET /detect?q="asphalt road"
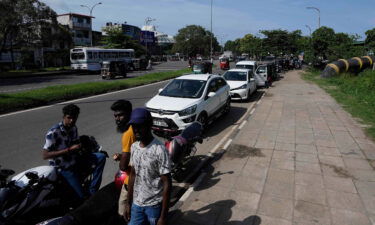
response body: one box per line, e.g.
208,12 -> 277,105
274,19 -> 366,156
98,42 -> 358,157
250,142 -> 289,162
0,60 -> 190,93
0,61 -> 256,188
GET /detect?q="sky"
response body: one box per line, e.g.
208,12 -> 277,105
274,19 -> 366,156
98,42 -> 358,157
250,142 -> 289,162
40,0 -> 375,43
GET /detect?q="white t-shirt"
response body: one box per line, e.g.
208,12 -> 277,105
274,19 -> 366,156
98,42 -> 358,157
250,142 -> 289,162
130,138 -> 171,207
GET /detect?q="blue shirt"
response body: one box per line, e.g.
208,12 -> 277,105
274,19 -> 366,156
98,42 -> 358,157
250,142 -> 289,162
43,122 -> 79,169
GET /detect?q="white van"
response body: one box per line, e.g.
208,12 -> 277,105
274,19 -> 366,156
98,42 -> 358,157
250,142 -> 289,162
236,61 -> 274,87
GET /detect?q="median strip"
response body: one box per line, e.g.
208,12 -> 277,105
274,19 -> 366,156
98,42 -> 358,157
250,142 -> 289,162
0,68 -> 191,114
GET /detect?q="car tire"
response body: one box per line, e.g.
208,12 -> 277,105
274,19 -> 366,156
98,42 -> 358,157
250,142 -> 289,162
223,98 -> 231,115
197,112 -> 208,130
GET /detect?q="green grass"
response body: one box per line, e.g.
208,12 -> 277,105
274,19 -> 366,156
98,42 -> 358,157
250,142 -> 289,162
303,68 -> 375,139
0,68 -> 191,114
0,66 -> 71,78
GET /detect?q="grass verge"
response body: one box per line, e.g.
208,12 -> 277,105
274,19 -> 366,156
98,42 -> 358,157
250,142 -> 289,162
0,66 -> 72,78
302,68 -> 375,139
0,68 -> 191,114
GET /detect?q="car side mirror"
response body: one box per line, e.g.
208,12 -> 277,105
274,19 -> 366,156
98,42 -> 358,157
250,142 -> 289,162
207,92 -> 216,98
158,88 -> 163,93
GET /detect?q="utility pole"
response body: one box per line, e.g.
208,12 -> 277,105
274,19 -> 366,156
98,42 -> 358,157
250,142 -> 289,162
80,2 -> 102,47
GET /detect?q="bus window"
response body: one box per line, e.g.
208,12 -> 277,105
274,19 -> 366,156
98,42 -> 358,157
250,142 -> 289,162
104,52 -> 110,59
99,52 -> 103,59
119,52 -> 125,58
112,52 -> 118,58
71,52 -> 85,60
94,52 -> 98,58
124,52 -> 130,57
88,52 -> 93,59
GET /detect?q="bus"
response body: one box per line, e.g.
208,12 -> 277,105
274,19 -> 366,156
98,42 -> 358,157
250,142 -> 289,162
70,47 -> 135,71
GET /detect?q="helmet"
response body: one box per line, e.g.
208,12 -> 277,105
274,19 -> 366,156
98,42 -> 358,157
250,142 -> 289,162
114,170 -> 128,190
166,137 -> 184,164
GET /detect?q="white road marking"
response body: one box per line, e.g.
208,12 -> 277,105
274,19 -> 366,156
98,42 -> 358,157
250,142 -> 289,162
178,172 -> 206,202
238,120 -> 247,129
223,139 -> 233,150
257,99 -> 262,105
250,108 -> 255,115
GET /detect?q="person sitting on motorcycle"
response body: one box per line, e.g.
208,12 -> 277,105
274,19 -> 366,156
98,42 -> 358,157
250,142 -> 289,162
110,100 -> 135,217
42,104 -> 106,200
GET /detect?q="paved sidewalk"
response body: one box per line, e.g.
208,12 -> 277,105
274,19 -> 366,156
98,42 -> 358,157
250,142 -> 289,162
169,70 -> 375,225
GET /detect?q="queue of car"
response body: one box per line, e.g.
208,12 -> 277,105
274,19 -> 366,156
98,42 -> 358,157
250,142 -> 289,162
144,58 -> 279,137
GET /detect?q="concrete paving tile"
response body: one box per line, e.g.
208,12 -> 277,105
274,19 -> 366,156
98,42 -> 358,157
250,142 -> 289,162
296,152 -> 319,163
295,184 -> 327,205
355,181 -> 375,196
330,208 -> 371,225
264,180 -> 294,199
270,158 -> 295,171
318,155 -> 345,167
258,195 -> 294,220
272,151 -> 295,160
347,168 -> 375,181
245,157 -> 271,168
241,163 -> 269,178
329,126 -> 348,131
255,140 -> 276,149
296,144 -> 317,154
315,139 -> 337,148
357,141 -> 375,151
256,215 -> 292,225
348,127 -> 368,139
320,163 -> 352,178
216,207 -> 257,225
227,190 -> 261,212
368,213 -> 375,225
293,200 -> 331,225
295,136 -> 315,145
326,189 -> 365,212
323,175 -> 357,193
233,174 -> 266,194
339,147 -> 366,159
195,186 -> 231,204
295,161 -> 322,175
360,194 -> 375,215
295,172 -> 324,188
362,149 -> 375,160
179,200 -> 225,225
343,157 -> 373,170
198,172 -> 239,190
317,146 -> 341,156
275,142 -> 296,151
267,168 -> 295,184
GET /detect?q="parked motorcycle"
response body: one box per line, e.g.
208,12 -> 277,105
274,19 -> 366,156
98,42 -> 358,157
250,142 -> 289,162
0,135 -> 108,225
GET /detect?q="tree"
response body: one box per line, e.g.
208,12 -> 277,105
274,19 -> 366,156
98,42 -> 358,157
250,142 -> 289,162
311,26 -> 336,60
101,26 -> 146,57
239,34 -> 262,59
260,29 -> 302,56
365,28 -> 375,52
224,39 -> 241,54
172,25 -> 219,57
0,0 -> 60,68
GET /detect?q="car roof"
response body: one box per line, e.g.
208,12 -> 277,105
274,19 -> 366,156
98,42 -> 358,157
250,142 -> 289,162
236,60 -> 257,65
176,74 -> 221,81
226,68 -> 251,73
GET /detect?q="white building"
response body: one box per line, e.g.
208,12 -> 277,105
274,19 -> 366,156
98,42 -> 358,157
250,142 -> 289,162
57,13 -> 93,46
141,25 -> 175,46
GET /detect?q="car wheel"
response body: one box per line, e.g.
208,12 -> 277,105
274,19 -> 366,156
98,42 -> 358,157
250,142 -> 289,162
223,99 -> 231,115
197,113 -> 208,130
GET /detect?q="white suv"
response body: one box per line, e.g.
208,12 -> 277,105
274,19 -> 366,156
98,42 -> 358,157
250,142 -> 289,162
145,74 -> 231,136
223,69 -> 257,101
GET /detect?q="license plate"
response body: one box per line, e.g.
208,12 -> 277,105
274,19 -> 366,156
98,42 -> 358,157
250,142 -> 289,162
153,119 -> 168,127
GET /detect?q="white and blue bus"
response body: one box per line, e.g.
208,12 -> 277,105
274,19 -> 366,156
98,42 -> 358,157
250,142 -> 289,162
70,47 -> 135,71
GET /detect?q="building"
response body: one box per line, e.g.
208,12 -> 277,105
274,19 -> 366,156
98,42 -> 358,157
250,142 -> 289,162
103,22 -> 141,41
57,13 -> 93,46
141,25 -> 175,46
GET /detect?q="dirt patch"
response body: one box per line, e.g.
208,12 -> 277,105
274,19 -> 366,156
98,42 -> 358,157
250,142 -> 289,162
264,93 -> 273,97
320,163 -> 353,179
225,144 -> 265,158
308,92 -> 315,95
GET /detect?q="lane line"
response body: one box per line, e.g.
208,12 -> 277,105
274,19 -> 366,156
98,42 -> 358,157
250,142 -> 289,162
238,120 -> 247,130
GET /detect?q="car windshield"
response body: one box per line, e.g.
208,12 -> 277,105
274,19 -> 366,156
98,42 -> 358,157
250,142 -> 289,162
235,64 -> 253,71
223,71 -> 247,81
159,79 -> 207,98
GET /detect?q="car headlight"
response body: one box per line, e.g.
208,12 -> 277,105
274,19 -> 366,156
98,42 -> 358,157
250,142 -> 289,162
232,84 -> 247,90
178,105 -> 197,116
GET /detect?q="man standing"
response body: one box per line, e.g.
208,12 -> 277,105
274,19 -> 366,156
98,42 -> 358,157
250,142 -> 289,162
125,108 -> 171,225
42,104 -> 106,200
110,99 -> 135,216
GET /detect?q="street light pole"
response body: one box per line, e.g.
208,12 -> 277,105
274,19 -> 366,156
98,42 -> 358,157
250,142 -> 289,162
210,0 -> 213,62
80,2 -> 102,47
306,6 -> 320,29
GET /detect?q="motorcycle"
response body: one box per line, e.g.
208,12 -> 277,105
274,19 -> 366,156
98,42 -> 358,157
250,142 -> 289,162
0,135 -> 108,225
114,122 -> 204,190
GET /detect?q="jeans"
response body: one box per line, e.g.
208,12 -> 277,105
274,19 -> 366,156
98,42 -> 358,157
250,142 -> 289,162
129,203 -> 161,225
60,152 -> 106,199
